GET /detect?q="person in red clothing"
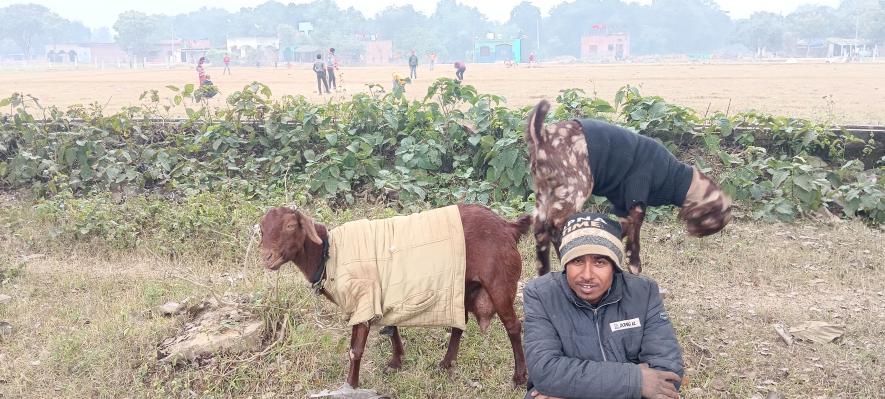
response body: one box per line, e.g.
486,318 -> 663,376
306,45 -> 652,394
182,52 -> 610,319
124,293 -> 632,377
453,60 -> 466,82
222,53 -> 231,75
196,57 -> 207,87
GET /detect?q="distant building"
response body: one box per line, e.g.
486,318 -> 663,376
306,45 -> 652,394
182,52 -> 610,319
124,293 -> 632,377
473,38 -> 524,63
227,37 -> 280,64
826,37 -> 873,58
363,40 -> 393,64
794,39 -> 827,58
44,39 -> 213,66
44,43 -> 128,65
580,34 -> 630,61
157,39 -> 213,63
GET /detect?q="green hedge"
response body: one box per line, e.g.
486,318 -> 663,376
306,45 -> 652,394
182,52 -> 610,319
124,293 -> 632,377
1,79 -> 882,223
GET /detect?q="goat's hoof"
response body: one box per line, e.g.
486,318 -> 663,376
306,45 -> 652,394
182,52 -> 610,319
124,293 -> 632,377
379,326 -> 395,336
512,372 -> 528,386
438,360 -> 454,370
385,360 -> 402,371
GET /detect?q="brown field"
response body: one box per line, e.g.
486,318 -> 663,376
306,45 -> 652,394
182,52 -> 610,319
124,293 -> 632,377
2,61 -> 885,123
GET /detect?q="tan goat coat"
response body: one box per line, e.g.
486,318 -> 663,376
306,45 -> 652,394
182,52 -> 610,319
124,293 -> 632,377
322,205 -> 467,329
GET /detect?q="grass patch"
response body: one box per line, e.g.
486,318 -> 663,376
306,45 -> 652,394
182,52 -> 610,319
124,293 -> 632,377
0,194 -> 882,398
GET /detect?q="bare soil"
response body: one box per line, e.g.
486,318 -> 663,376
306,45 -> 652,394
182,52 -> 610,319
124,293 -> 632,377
2,61 -> 885,123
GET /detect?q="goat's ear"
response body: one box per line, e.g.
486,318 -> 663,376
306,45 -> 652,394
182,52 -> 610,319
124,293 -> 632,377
527,100 -> 550,145
297,212 -> 322,245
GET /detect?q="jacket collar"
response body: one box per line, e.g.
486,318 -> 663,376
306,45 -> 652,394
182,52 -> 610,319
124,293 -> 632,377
558,270 -> 625,310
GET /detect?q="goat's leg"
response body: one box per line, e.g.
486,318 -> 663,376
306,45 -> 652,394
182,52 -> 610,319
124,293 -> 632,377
346,323 -> 370,388
386,326 -> 404,370
487,287 -> 527,385
438,327 -> 464,370
624,205 -> 646,275
533,215 -> 552,276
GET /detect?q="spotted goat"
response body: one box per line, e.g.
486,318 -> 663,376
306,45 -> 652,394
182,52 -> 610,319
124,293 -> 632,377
525,99 -> 732,275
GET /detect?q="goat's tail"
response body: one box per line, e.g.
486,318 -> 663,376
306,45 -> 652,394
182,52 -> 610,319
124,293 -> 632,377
525,99 -> 551,146
510,214 -> 532,239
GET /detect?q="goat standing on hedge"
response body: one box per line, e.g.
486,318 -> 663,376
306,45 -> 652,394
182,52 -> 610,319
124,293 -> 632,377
526,99 -> 733,275
258,204 -> 530,388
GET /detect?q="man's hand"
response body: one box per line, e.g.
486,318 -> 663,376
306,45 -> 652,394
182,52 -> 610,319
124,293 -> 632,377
639,363 -> 681,399
530,390 -> 563,399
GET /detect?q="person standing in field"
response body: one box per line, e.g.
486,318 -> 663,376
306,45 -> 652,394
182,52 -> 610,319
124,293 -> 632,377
222,53 -> 231,75
326,48 -> 339,91
429,52 -> 436,71
528,51 -> 536,67
408,50 -> 419,79
196,57 -> 207,87
313,54 -> 330,94
454,60 -> 466,82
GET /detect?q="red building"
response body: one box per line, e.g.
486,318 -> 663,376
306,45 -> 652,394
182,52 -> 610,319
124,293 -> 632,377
580,34 -> 630,61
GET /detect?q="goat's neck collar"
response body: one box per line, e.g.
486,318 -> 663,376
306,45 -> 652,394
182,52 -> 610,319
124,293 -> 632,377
309,234 -> 330,293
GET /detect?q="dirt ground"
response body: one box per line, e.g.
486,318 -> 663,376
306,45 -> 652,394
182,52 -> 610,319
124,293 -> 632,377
2,61 -> 885,123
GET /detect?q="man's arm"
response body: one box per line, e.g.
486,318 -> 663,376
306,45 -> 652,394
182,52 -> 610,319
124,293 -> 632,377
524,283 -> 642,399
638,280 -> 685,388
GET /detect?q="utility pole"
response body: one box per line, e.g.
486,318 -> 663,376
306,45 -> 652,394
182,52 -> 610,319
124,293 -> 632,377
537,15 -> 541,58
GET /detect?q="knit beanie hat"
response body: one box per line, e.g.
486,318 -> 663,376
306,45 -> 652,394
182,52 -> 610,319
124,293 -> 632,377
559,212 -> 625,270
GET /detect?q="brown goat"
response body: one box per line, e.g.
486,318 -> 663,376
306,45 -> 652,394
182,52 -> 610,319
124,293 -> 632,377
526,100 -> 733,275
258,204 -> 530,388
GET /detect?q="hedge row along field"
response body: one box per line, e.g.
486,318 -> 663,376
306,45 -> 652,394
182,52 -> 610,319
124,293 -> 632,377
1,79 -> 882,227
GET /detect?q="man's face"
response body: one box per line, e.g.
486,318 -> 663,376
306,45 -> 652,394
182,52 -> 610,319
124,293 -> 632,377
566,254 -> 615,304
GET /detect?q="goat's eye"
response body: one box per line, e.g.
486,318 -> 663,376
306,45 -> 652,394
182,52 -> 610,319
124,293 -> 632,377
286,224 -> 296,230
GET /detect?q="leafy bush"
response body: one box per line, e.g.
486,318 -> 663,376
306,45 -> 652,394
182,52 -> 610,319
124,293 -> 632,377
1,80 -> 882,226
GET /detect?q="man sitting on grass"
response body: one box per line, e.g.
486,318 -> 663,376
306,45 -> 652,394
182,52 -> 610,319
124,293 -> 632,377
523,212 -> 684,399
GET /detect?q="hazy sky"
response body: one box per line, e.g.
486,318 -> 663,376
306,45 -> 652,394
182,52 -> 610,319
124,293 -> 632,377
0,0 -> 843,28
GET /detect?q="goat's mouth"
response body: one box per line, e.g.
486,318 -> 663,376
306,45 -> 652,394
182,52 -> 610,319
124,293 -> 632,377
263,256 -> 286,271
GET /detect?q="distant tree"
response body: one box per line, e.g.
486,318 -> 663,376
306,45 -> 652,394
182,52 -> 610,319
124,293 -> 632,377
430,0 -> 491,61
508,1 -> 542,55
91,27 -> 113,43
53,20 -> 91,43
172,7 -> 233,47
732,12 -> 786,56
0,4 -> 64,60
371,6 -> 431,56
786,6 -> 840,40
113,11 -> 162,65
645,0 -> 731,53
837,0 -> 885,40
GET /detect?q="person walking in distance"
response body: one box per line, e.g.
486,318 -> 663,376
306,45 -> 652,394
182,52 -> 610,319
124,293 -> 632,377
196,57 -> 207,87
408,50 -> 419,79
222,53 -> 231,75
313,54 -> 330,94
453,60 -> 466,82
429,52 -> 436,71
326,47 -> 339,91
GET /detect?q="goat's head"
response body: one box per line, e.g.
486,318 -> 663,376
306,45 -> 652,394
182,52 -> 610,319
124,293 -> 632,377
258,207 -> 322,270
679,167 -> 733,237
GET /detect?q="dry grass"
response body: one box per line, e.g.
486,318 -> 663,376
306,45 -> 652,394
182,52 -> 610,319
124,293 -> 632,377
0,203 -> 882,398
2,62 -> 885,123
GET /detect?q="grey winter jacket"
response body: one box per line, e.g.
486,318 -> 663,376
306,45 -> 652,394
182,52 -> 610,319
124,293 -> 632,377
523,271 -> 684,399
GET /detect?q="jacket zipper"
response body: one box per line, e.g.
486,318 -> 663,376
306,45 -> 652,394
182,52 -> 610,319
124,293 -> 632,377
590,297 -> 620,362
592,308 -> 607,362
